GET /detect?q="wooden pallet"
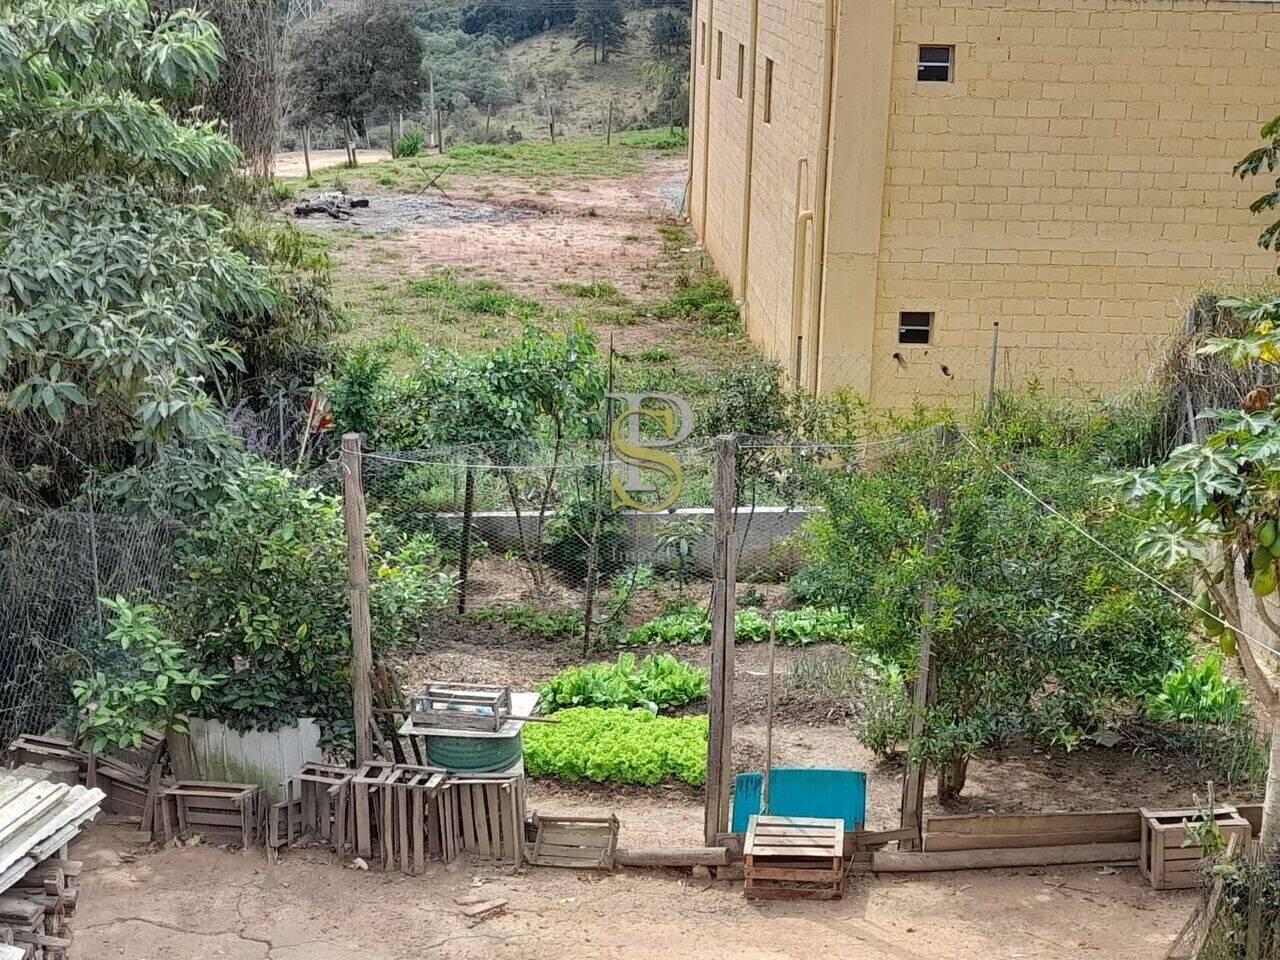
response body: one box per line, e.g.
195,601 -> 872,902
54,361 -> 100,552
527,815 -> 618,870
1140,805 -> 1251,891
744,815 -> 845,901
160,782 -> 261,848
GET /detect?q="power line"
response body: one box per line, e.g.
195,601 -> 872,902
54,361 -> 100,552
958,429 -> 1280,664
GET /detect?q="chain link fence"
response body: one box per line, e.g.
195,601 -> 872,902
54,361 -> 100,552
0,501 -> 181,752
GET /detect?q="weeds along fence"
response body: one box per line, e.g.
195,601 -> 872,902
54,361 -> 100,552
0,502 -> 181,751
1167,844 -> 1280,960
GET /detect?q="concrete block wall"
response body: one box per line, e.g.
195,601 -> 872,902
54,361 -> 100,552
690,0 -> 829,371
860,0 -> 1280,407
691,0 -> 1280,407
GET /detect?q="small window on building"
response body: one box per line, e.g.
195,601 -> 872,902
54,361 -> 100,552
898,311 -> 933,344
736,43 -> 745,98
699,22 -> 706,64
917,45 -> 952,82
716,31 -> 723,79
762,57 -> 774,122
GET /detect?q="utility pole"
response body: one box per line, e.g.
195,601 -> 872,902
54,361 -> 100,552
342,433 -> 374,764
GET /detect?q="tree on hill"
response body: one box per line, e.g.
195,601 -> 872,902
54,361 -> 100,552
287,0 -> 425,162
647,8 -> 689,59
572,0 -> 627,65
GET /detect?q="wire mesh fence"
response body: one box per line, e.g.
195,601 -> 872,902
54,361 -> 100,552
0,501 -> 181,751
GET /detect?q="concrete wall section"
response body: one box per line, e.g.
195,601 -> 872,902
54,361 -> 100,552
865,0 -> 1280,407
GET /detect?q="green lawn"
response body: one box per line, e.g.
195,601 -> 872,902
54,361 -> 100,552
286,128 -> 687,195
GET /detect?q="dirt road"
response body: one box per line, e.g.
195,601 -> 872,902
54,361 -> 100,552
74,823 -> 1188,959
273,149 -> 390,177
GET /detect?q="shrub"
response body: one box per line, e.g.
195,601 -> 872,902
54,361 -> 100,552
620,606 -> 860,647
850,656 -> 912,759
394,131 -> 425,158
536,653 -> 708,713
522,707 -> 708,785
1146,655 -> 1246,724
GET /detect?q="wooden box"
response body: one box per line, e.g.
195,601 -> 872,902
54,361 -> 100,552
744,815 -> 845,901
161,782 -> 261,848
409,682 -> 512,733
527,814 -> 619,870
1140,806 -> 1251,890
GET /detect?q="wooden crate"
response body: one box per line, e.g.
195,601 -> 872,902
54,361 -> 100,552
744,815 -> 845,901
436,773 -> 527,866
1140,806 -> 1251,891
527,815 -> 618,870
161,782 -> 261,848
410,682 -> 512,733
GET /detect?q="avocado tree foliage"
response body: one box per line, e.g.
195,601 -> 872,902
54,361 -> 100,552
0,0 -> 275,505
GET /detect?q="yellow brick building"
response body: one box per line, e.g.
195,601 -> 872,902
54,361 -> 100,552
689,0 -> 1280,405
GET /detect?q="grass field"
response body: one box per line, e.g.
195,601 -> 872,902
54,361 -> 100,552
285,128 -> 686,195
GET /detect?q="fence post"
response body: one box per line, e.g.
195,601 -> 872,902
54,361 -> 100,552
342,433 -> 374,764
899,424 -> 954,848
606,99 -> 614,145
301,123 -> 311,178
705,434 -> 738,846
457,465 -> 476,614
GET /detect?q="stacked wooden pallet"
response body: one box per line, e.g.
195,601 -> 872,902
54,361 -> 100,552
0,859 -> 82,959
268,763 -> 525,872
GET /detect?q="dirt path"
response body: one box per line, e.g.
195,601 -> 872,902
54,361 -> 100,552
273,148 -> 391,177
74,823 -> 1190,959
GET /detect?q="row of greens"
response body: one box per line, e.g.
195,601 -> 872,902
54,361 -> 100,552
620,605 -> 860,647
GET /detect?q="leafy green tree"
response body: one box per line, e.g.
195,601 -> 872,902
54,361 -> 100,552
803,398 -> 1189,801
286,0 -> 425,151
0,0 -> 277,505
647,8 -> 689,58
572,0 -> 627,64
165,464 -> 454,744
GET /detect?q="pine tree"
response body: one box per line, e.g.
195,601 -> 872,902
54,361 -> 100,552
572,0 -> 628,64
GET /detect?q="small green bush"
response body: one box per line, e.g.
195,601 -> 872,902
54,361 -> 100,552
536,653 -> 707,713
1146,655 -> 1246,724
523,707 -> 708,786
620,606 -> 860,647
850,656 -> 911,758
393,131 -> 425,158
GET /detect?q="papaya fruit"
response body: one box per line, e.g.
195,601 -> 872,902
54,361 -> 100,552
1220,629 -> 1238,656
1205,615 -> 1224,638
1260,520 -> 1278,548
1252,544 -> 1273,573
1252,565 -> 1277,597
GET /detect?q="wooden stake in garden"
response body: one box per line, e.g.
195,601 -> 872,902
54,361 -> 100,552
301,123 -> 311,179
762,617 -> 776,815
900,424 -> 954,849
705,434 -> 738,846
342,433 -> 375,764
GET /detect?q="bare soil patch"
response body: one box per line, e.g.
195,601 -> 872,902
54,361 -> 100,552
273,148 -> 391,177
74,823 -> 1192,960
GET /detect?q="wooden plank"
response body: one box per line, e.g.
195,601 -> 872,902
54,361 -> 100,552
460,783 -> 477,850
925,828 -> 1138,851
926,810 -> 1140,838
749,845 -> 843,859
873,841 -> 1140,873
616,847 -> 729,868
746,865 -> 843,882
473,786 -> 490,859
540,827 -> 615,847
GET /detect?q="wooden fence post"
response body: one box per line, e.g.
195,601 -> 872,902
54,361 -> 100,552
705,435 -> 738,845
342,433 -> 374,764
301,123 -> 312,178
899,424 -> 954,849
